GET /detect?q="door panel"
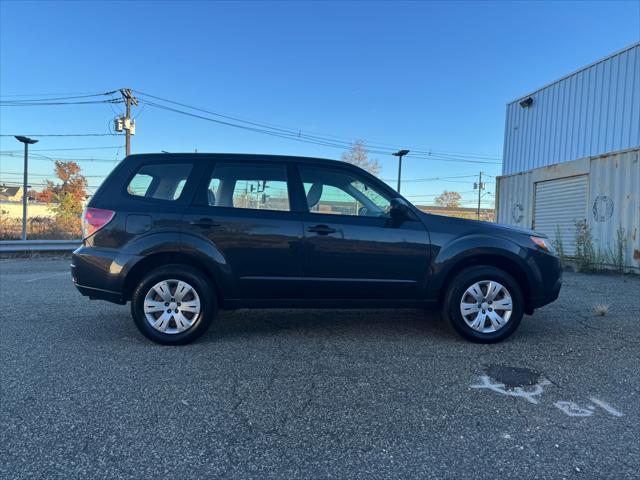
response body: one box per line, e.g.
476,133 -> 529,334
296,164 -> 431,299
302,214 -> 430,298
183,161 -> 304,299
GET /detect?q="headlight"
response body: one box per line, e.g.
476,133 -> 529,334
531,236 -> 554,253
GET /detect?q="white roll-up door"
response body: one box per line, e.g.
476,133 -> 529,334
533,175 -> 588,255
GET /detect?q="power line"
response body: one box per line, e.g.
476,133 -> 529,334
0,99 -> 123,107
380,174 -> 477,183
2,88 -> 502,164
0,179 -> 102,188
134,91 -> 502,164
0,90 -> 116,98
2,87 -> 501,165
0,90 -> 121,107
141,97 -> 502,165
404,190 -> 477,198
0,133 -> 121,137
1,171 -> 107,178
0,145 -> 124,153
0,91 -> 118,103
134,89 -> 502,162
0,152 -> 122,163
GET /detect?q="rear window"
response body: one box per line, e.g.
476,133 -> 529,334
127,163 -> 193,201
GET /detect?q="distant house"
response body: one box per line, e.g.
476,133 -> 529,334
0,185 -> 23,202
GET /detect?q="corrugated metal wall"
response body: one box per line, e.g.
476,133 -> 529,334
589,150 -> 640,267
495,171 -> 533,228
503,43 -> 640,176
496,149 -> 640,269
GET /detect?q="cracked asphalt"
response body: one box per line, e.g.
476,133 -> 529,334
1,258 -> 639,479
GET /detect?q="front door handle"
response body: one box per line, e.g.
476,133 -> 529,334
189,218 -> 221,228
307,224 -> 336,235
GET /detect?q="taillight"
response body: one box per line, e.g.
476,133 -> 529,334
82,207 -> 115,238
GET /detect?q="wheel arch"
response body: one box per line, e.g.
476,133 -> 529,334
123,252 -> 222,305
436,253 -> 534,314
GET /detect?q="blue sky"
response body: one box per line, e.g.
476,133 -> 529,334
1,0 -> 638,206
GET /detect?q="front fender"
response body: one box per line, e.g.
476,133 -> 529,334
428,234 -> 541,301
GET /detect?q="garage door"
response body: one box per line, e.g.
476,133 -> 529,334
533,175 -> 588,256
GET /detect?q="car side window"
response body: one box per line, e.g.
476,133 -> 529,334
206,163 -> 290,211
127,163 -> 193,201
299,165 -> 391,217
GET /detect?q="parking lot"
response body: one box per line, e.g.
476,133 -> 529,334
1,258 -> 639,479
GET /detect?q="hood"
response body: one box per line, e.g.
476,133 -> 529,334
418,211 -> 546,238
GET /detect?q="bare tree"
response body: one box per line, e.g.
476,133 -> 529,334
341,139 -> 381,175
434,190 -> 462,208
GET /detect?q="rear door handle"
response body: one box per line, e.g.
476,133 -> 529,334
307,224 -> 336,235
189,218 -> 221,228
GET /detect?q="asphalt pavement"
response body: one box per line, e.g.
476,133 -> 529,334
1,258 -> 639,479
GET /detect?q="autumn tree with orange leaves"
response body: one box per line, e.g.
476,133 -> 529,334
41,160 -> 88,236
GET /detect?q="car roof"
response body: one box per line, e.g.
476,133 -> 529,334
126,152 -> 351,168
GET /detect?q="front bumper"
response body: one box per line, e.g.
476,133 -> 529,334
526,250 -> 562,313
529,272 -> 562,311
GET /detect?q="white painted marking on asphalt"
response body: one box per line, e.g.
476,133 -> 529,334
553,401 -> 593,417
470,375 -> 550,404
23,272 -> 69,283
589,397 -> 624,417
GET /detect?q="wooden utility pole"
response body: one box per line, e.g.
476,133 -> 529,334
120,89 -> 138,156
476,171 -> 483,220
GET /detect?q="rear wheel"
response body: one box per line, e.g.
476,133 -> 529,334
443,266 -> 524,343
131,264 -> 216,345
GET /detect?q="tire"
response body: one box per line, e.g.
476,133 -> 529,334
131,264 -> 216,345
442,265 -> 524,343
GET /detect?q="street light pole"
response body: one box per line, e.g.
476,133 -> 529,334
15,136 -> 39,241
392,149 -> 410,193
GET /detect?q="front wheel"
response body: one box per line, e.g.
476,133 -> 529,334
131,264 -> 216,345
443,266 -> 524,343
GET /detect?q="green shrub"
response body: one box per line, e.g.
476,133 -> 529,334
574,219 -> 595,271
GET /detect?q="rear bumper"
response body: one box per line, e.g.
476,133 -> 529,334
71,245 -> 139,304
73,282 -> 126,304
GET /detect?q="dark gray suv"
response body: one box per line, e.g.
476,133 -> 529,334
72,153 -> 562,345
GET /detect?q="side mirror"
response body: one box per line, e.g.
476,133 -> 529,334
389,198 -> 413,223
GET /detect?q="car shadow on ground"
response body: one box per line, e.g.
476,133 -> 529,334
202,308 -> 457,343
84,306 -> 462,345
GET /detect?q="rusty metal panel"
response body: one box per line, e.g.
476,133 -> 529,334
495,171 -> 533,228
503,43 -> 640,175
589,149 -> 640,268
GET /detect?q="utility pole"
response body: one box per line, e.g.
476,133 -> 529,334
392,149 -> 410,193
119,88 -> 138,156
14,136 -> 38,241
475,171 -> 484,220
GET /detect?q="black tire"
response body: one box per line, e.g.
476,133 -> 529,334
131,264 -> 216,345
442,265 -> 524,343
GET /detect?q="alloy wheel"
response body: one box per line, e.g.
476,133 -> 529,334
459,280 -> 513,333
143,279 -> 201,334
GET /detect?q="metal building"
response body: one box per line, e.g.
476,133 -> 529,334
496,43 -> 640,269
